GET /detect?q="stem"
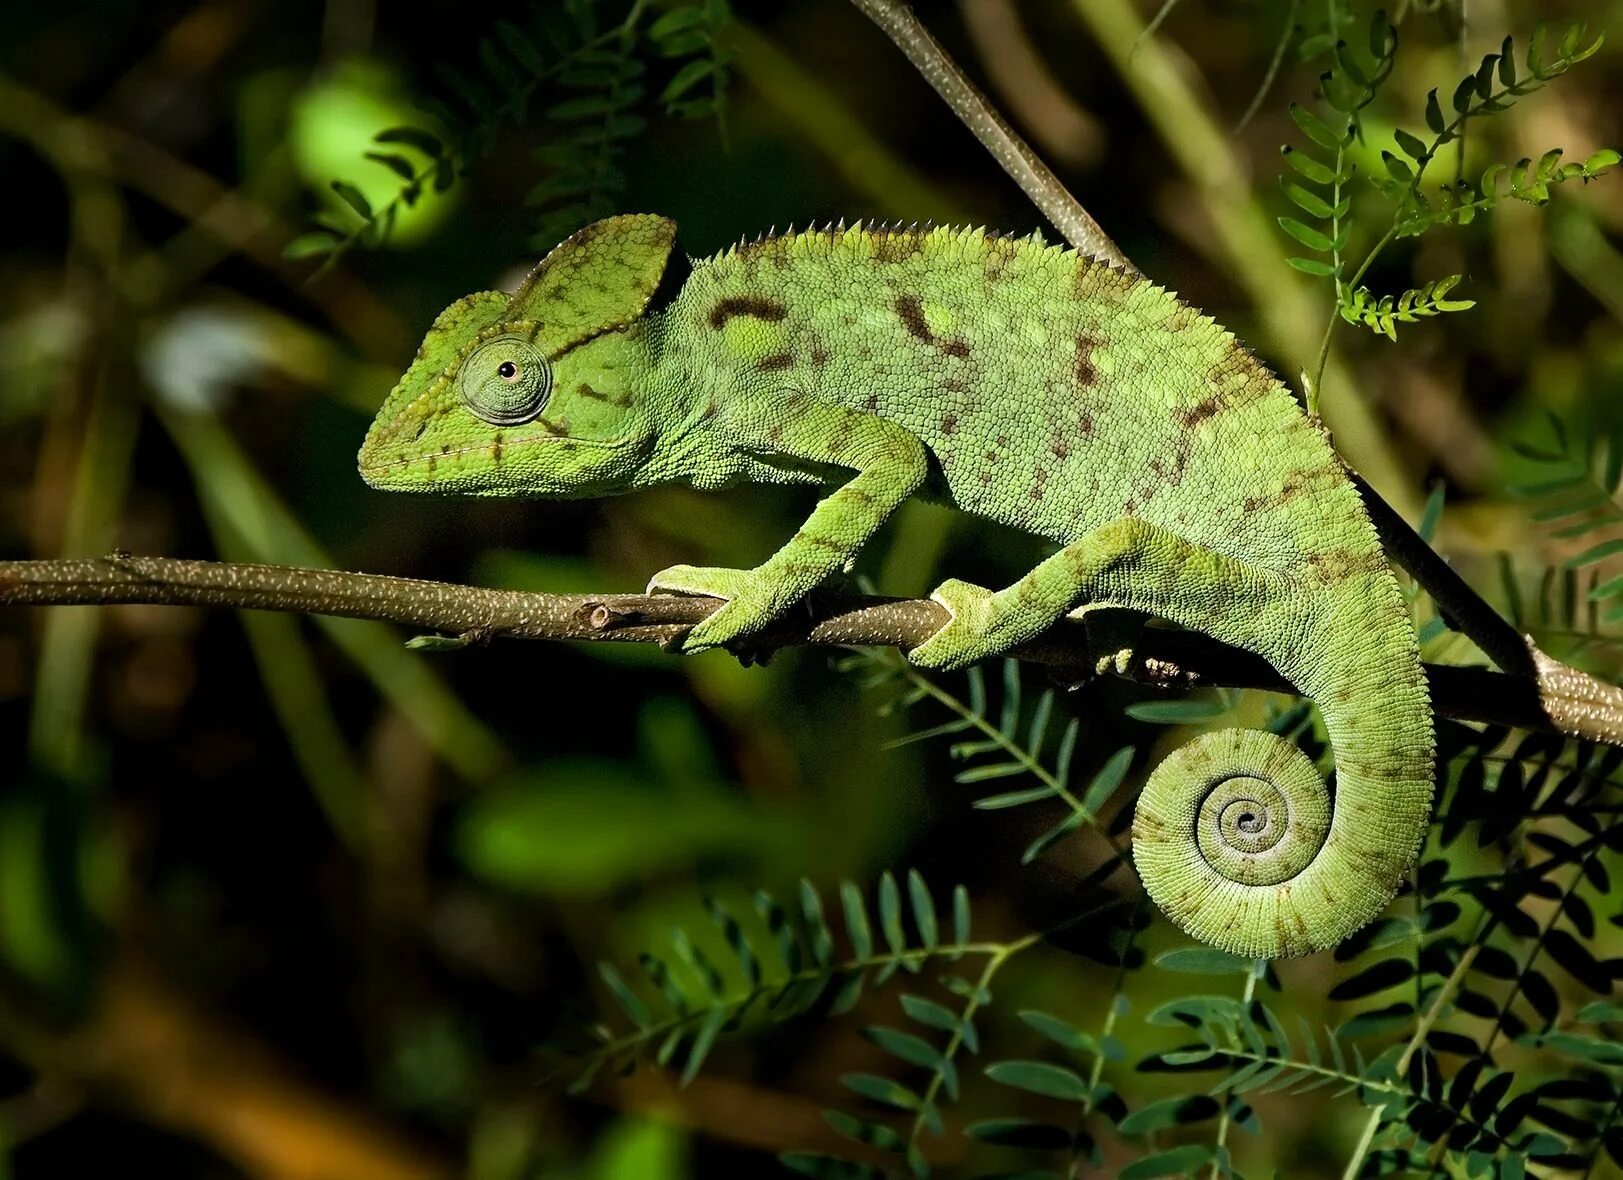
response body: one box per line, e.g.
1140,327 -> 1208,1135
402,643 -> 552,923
1340,934 -> 1483,1179
1234,0 -> 1302,133
907,936 -> 1036,1162
1062,897 -> 1145,1179
1209,960 -> 1263,1177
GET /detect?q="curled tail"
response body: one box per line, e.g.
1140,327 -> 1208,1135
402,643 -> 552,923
1131,580 -> 1435,959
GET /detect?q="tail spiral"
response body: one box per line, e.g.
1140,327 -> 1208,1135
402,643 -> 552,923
1132,727 -> 1407,958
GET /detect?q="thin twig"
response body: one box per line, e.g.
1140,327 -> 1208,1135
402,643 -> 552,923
1340,937 -> 1483,1179
6,556 -> 1623,743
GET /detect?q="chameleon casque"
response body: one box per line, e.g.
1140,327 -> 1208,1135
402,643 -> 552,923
358,213 -> 1435,959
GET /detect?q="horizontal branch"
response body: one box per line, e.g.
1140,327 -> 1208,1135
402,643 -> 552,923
3,555 -> 1619,743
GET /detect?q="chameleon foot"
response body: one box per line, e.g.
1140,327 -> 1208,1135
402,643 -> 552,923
647,563 -> 778,654
908,578 -> 1000,670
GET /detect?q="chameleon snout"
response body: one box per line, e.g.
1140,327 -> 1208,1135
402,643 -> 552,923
356,394 -> 436,489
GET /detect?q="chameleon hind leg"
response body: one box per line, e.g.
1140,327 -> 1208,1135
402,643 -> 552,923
909,516 -> 1284,671
915,516 -> 1421,960
651,404 -> 928,653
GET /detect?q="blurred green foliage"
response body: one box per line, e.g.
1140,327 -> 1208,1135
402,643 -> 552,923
0,0 -> 1620,1177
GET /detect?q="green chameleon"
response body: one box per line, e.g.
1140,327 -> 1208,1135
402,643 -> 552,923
358,213 -> 1434,959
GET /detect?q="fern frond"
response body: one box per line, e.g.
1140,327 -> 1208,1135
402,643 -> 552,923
789,886 -> 1052,1178
1393,148 -> 1620,237
855,651 -> 1136,866
1338,274 -> 1474,339
1276,10 -> 1394,287
558,872 -> 988,1097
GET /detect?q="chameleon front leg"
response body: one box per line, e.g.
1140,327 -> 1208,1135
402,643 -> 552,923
910,516 -> 1281,670
652,404 -> 928,653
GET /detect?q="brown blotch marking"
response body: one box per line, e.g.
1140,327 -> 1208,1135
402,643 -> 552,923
426,455 -> 438,474
701,396 -> 719,421
757,352 -> 795,372
996,434 -> 1010,449
1150,449 -> 1189,488
943,375 -> 970,394
1168,302 -> 1200,332
768,423 -> 785,444
863,393 -> 880,413
492,431 -> 504,463
708,295 -> 788,330
829,419 -> 854,457
1075,334 -> 1100,387
982,236 -> 1020,283
577,382 -> 631,407
874,232 -> 922,263
942,339 -> 970,358
895,294 -> 933,343
1181,394 -> 1223,429
1030,464 -> 1049,501
810,340 -> 830,367
1049,432 -> 1071,459
941,414 -> 959,435
978,469 -> 993,484
1307,549 -> 1372,582
440,443 -> 451,454
803,533 -> 844,553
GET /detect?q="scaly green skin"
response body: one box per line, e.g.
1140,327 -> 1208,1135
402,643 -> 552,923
359,214 -> 1435,959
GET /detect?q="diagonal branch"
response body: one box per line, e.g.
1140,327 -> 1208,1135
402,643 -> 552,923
4,555 -> 1620,743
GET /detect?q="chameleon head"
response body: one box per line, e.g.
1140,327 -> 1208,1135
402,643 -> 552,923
358,214 -> 682,498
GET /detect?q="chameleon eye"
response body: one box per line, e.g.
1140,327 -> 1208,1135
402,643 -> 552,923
459,337 -> 551,425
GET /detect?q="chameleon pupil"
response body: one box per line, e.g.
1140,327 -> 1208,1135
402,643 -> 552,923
454,336 -> 550,425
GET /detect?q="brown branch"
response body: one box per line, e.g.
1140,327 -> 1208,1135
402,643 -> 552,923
4,555 -> 1619,742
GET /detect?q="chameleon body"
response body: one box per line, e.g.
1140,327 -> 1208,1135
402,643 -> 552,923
359,214 -> 1434,958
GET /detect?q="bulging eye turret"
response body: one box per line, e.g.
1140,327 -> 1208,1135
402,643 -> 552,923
459,336 -> 551,425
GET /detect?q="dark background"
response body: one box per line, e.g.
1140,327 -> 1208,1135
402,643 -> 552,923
0,1 -> 1619,1176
